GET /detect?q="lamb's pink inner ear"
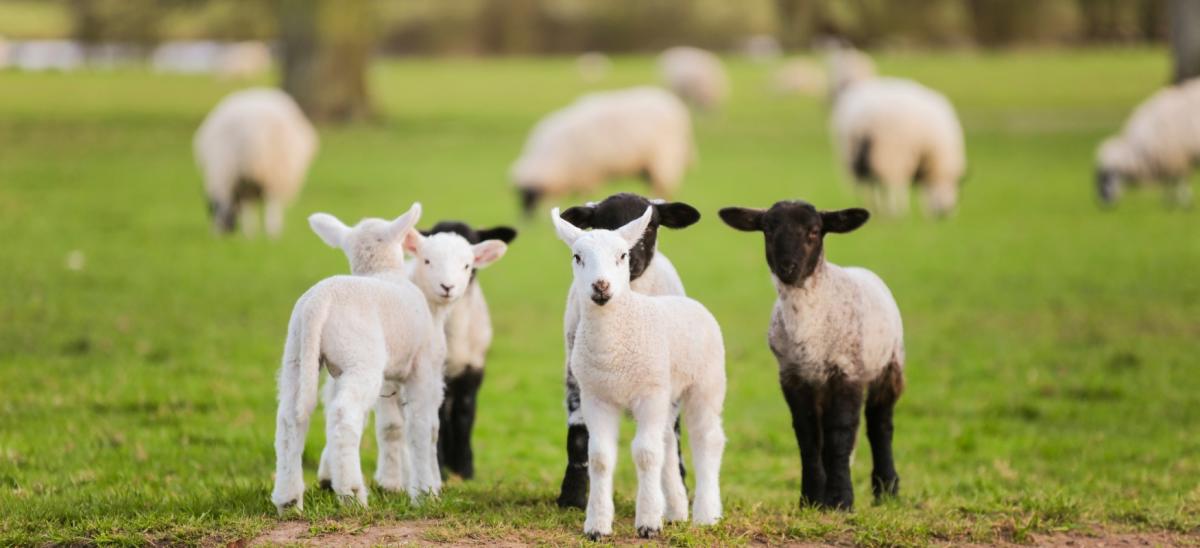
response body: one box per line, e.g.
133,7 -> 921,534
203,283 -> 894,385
473,241 -> 507,268
402,229 -> 423,255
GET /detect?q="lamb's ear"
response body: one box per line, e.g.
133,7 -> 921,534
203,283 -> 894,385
821,208 -> 870,234
616,206 -> 654,248
388,202 -> 423,240
309,213 -> 351,248
718,207 -> 765,232
559,205 -> 595,229
654,201 -> 701,229
477,226 -> 518,244
551,208 -> 585,246
402,229 -> 425,256
472,240 -> 508,269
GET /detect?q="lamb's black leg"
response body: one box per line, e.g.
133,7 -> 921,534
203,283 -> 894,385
437,379 -> 456,478
448,368 -> 483,479
557,371 -> 589,509
821,372 -> 864,511
782,375 -> 825,507
673,412 -> 687,486
866,362 -> 903,501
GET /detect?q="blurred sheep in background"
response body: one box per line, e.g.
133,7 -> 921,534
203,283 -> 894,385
741,34 -> 782,63
772,57 -> 826,96
658,46 -> 730,111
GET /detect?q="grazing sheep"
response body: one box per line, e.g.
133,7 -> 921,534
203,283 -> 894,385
418,221 -> 518,480
511,87 -> 693,217
829,48 -> 965,218
826,46 -> 876,99
217,41 -> 272,80
576,52 -> 612,83
271,203 -> 509,512
11,40 -> 84,72
659,46 -> 730,111
554,193 -> 701,509
1095,78 -> 1200,208
552,206 -> 726,540
719,200 -> 905,511
742,35 -> 783,63
194,87 -> 318,237
773,58 -> 827,97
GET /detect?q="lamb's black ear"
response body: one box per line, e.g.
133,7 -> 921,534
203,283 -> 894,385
655,202 -> 701,229
419,229 -> 433,237
559,205 -> 595,229
477,226 -> 518,244
718,207 -> 765,232
821,208 -> 870,233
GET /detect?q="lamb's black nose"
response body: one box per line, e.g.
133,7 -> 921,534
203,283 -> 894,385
592,280 -> 610,293
440,283 -> 454,293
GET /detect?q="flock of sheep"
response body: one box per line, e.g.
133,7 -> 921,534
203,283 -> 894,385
187,44 -> 1194,538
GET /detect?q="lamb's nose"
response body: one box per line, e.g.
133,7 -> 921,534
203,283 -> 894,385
592,280 -> 610,293
440,283 -> 454,293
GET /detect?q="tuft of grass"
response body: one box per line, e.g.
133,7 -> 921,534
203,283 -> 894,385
0,49 -> 1197,545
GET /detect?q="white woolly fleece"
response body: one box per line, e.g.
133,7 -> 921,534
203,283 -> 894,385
659,46 -> 730,110
511,86 -> 693,200
1097,77 -> 1200,183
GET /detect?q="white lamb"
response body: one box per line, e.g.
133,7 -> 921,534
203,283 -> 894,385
719,200 -> 905,511
1095,77 -> 1200,207
552,206 -> 726,540
511,86 -> 693,217
194,87 -> 318,237
659,46 -> 730,111
828,48 -> 966,218
552,193 -> 701,510
271,203 -> 508,513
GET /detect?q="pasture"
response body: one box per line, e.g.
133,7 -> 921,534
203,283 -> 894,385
0,49 -> 1197,545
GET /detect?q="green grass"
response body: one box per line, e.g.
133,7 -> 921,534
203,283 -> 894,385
1,49 -> 1198,546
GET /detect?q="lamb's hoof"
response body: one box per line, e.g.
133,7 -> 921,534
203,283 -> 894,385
318,479 -> 332,490
584,531 -> 607,541
636,526 -> 660,539
337,486 -> 368,507
274,499 -> 300,516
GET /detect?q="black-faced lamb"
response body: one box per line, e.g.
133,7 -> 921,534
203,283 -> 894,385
552,206 -> 726,540
719,200 -> 905,510
553,193 -> 701,510
194,87 -> 318,237
510,87 -> 693,217
1095,77 -> 1200,208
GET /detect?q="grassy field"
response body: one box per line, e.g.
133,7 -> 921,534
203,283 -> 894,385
0,50 -> 1198,546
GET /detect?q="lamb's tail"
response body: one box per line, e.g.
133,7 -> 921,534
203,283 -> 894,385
280,293 -> 330,420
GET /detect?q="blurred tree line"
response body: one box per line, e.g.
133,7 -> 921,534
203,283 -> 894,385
61,0 -> 1172,53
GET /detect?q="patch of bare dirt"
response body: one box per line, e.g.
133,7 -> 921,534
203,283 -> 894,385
249,520 -> 435,547
1027,531 -> 1198,547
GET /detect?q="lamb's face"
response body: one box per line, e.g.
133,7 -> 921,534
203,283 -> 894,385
719,200 -> 869,287
552,205 -> 654,307
560,193 -> 700,281
405,232 -> 507,306
423,220 -> 519,284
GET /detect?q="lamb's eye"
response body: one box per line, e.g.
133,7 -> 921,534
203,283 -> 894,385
424,259 -> 431,265
464,264 -> 470,271
619,253 -> 627,262
573,254 -> 581,265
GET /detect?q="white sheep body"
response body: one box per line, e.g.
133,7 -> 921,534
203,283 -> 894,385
511,86 -> 693,203
194,87 -> 317,236
659,46 -> 730,110
769,263 -> 904,386
832,77 -> 965,216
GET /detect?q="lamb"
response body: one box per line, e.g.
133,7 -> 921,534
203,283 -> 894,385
719,200 -> 905,511
552,206 -> 726,540
828,48 -> 966,218
553,193 -> 701,510
271,203 -> 508,513
417,221 -> 518,480
659,46 -> 730,111
1095,77 -> 1200,208
511,87 -> 693,217
194,87 -> 318,237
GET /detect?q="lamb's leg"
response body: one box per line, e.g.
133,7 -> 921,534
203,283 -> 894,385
317,376 -> 335,490
437,378 -> 455,477
821,373 -> 864,511
557,369 -> 589,509
867,362 -> 904,501
271,375 -> 318,513
403,360 -> 444,499
374,381 -> 407,492
581,395 -> 619,540
327,369 -> 381,507
782,375 -> 826,507
630,396 -> 670,538
264,197 -> 284,238
684,389 -> 725,526
660,404 -> 688,523
672,408 -> 687,486
449,367 -> 483,479
238,197 -> 259,237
